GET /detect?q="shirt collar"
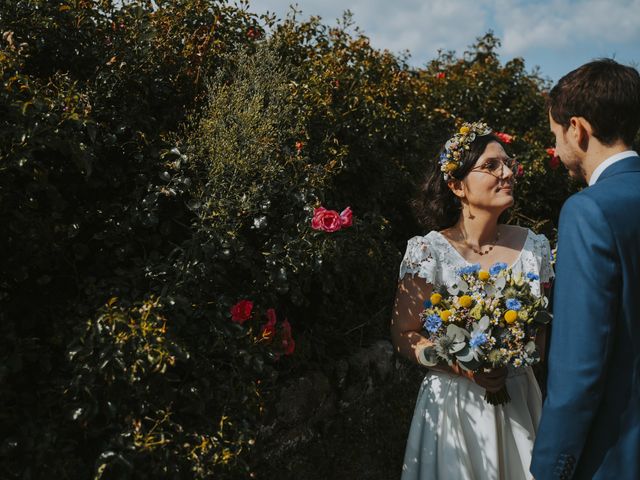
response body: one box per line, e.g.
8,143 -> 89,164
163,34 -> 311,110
589,150 -> 639,186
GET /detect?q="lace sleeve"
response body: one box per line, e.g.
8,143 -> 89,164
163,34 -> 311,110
534,233 -> 555,283
398,235 -> 438,284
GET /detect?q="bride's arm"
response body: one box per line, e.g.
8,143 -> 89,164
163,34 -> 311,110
390,274 -> 434,365
390,275 -> 466,376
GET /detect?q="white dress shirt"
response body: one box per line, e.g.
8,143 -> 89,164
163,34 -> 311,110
589,150 -> 639,186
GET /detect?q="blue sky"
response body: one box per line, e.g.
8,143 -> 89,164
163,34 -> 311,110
255,0 -> 640,82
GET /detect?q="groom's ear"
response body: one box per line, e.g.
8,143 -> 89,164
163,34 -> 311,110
569,116 -> 593,150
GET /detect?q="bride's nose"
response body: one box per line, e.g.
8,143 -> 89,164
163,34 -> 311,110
501,162 -> 515,181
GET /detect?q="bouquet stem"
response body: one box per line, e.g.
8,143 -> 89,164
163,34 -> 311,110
484,386 -> 511,405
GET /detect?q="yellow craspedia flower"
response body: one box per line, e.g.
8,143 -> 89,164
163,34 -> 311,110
440,310 -> 452,322
504,310 -> 518,324
478,270 -> 490,281
430,293 -> 442,305
459,125 -> 470,135
459,295 -> 473,308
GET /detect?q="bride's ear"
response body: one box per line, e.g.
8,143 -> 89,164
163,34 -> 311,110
447,178 -> 465,199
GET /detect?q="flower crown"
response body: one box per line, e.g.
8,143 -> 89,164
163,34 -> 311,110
439,121 -> 493,180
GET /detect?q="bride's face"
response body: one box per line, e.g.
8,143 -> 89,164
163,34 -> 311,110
458,141 -> 515,212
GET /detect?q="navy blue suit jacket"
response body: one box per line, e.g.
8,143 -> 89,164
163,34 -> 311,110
531,155 -> 640,479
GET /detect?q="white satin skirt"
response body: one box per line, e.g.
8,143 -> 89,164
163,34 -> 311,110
401,367 -> 541,480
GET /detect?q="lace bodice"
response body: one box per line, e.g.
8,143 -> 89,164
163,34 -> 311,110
398,229 -> 554,297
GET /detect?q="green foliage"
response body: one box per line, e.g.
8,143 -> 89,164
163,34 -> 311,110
0,1 -> 268,477
64,296 -> 268,478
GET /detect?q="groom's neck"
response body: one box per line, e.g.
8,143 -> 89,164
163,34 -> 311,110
582,138 -> 631,184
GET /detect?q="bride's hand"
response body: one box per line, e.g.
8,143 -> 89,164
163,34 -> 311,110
471,367 -> 508,392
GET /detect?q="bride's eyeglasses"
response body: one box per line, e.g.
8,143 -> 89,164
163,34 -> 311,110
470,157 -> 519,179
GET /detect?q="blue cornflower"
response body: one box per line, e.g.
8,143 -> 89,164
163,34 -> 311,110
457,263 -> 481,276
423,299 -> 432,308
469,331 -> 488,348
526,272 -> 540,281
424,314 -> 442,333
505,298 -> 522,311
489,262 -> 508,275
439,152 -> 448,164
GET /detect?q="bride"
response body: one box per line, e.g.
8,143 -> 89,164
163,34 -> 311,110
391,122 -> 554,480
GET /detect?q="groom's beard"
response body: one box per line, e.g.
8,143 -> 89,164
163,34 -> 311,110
565,162 -> 587,185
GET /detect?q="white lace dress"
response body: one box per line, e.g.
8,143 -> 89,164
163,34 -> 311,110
398,229 -> 554,480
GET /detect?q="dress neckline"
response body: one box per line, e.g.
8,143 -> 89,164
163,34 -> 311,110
430,228 -> 531,271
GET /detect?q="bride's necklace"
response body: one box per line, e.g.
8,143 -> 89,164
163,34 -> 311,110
460,229 -> 501,256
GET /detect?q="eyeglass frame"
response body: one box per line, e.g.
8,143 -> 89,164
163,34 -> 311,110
469,156 -> 519,179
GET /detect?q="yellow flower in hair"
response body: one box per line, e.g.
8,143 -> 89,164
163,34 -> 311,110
478,270 -> 490,281
504,310 -> 518,324
459,295 -> 473,308
460,125 -> 470,135
440,309 -> 452,321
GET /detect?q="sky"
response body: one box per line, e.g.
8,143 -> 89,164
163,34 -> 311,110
253,0 -> 640,83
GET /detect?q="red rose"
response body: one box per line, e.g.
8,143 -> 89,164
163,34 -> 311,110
261,308 -> 277,340
295,141 -> 304,153
339,206 -> 353,228
436,72 -> 446,79
495,132 -> 513,144
549,156 -> 561,170
311,206 -> 342,232
247,27 -> 260,39
281,318 -> 295,356
230,299 -> 253,324
545,147 -> 556,157
516,164 -> 524,177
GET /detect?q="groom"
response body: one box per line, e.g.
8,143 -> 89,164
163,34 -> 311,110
531,59 -> 640,479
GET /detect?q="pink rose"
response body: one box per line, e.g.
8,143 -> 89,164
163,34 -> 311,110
261,308 -> 277,340
281,318 -> 295,356
516,164 -> 524,177
311,206 -> 342,232
495,132 -> 513,144
339,206 -> 353,228
230,299 -> 253,324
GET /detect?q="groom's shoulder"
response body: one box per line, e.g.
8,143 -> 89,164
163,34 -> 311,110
561,189 -> 602,216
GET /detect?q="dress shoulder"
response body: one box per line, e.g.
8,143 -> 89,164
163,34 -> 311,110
398,232 -> 440,284
527,230 -> 555,284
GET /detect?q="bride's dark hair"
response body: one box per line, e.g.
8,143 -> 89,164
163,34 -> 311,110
411,133 -> 504,232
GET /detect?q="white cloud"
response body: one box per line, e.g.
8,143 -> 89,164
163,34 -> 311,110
496,0 -> 640,56
257,0 -> 492,63
255,0 -> 640,77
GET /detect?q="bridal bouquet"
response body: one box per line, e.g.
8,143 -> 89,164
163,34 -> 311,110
420,262 -> 551,405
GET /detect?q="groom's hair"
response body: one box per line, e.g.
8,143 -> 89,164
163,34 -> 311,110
549,58 -> 640,146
